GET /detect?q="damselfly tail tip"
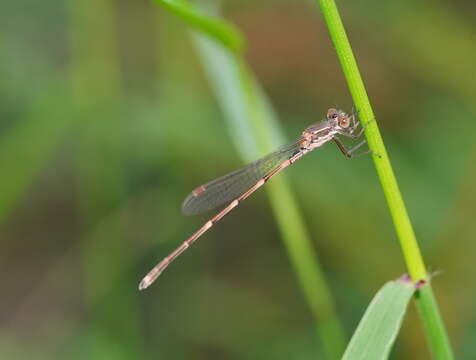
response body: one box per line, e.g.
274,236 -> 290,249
138,277 -> 151,291
139,267 -> 163,290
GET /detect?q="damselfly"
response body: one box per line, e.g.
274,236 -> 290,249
139,108 -> 368,290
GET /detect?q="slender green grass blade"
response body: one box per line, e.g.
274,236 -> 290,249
342,278 -> 416,360
314,1 -> 454,358
153,0 -> 244,54
154,1 -> 346,358
195,36 -> 345,360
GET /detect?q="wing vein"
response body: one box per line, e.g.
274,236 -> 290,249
181,139 -> 301,215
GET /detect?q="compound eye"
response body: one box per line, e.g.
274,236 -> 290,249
327,108 -> 338,120
339,117 -> 350,128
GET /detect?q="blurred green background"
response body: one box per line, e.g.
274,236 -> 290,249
1,0 -> 475,359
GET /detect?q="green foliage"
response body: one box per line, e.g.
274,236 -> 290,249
154,0 -> 244,54
2,0 -> 474,359
342,278 -> 415,360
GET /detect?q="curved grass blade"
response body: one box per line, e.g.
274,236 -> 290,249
342,277 -> 416,360
153,0 -> 244,54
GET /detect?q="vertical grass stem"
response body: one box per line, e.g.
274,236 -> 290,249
315,1 -> 454,358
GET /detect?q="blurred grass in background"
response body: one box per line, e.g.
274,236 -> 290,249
0,0 -> 475,359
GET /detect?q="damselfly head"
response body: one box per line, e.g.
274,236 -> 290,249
327,108 -> 351,129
